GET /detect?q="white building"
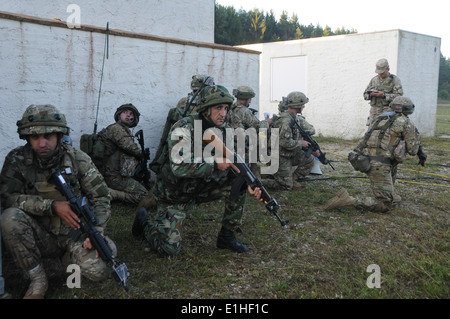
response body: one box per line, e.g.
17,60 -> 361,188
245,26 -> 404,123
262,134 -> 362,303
239,29 -> 441,140
0,0 -> 260,169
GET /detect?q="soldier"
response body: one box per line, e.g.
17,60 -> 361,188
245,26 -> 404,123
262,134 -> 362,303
97,103 -> 149,205
292,96 -> 317,181
228,86 -> 259,130
132,85 -> 262,255
363,58 -> 403,125
228,86 -> 261,178
262,91 -> 320,190
177,74 -> 215,114
325,97 -> 426,213
0,104 -> 114,298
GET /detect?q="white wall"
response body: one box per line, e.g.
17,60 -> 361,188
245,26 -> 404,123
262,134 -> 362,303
240,30 -> 441,140
0,0 -> 214,43
0,11 -> 260,169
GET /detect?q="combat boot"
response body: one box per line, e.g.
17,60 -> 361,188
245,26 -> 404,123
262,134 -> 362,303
23,265 -> 48,299
216,226 -> 249,253
324,188 -> 356,211
132,207 -> 149,239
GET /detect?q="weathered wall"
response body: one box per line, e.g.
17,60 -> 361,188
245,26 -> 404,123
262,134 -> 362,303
240,30 -> 441,140
0,0 -> 214,43
0,12 -> 260,169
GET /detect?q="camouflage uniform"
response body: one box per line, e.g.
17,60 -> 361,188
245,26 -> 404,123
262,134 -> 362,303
138,86 -> 249,255
262,92 -> 314,190
0,104 -> 113,298
326,97 -> 422,213
228,86 -> 261,177
98,104 -> 148,205
364,58 -> 403,125
293,114 -> 316,179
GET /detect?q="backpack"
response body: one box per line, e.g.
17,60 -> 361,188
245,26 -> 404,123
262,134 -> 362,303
80,132 -> 106,164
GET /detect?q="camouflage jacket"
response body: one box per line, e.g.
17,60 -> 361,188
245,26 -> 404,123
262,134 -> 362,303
228,102 -> 260,130
355,112 -> 421,160
272,111 -> 303,158
98,122 -> 141,177
0,143 -> 111,234
297,114 -> 315,136
363,74 -> 403,107
154,113 -> 233,202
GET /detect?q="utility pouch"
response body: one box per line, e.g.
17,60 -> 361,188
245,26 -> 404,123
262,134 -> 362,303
348,152 -> 371,173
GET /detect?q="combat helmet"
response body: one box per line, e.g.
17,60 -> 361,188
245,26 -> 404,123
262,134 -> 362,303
191,74 -> 214,91
285,91 -> 309,109
114,103 -> 140,127
17,104 -> 68,139
195,85 -> 234,113
233,86 -> 256,100
278,97 -> 288,112
390,96 -> 415,115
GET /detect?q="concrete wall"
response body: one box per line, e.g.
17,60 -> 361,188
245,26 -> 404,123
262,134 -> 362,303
0,11 -> 260,169
0,0 -> 214,43
240,30 -> 441,140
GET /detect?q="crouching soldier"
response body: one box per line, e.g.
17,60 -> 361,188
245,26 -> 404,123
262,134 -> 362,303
132,85 -> 262,255
0,104 -> 115,298
325,97 -> 426,213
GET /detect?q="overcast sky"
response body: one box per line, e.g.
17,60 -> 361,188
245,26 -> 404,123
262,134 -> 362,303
216,0 -> 449,58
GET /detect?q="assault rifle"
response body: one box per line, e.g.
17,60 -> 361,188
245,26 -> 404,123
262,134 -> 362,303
134,129 -> 152,190
48,171 -> 130,292
204,129 -> 288,228
290,119 -> 335,170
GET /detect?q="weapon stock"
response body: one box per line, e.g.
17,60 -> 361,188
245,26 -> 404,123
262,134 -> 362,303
48,171 -> 130,292
204,129 -> 288,228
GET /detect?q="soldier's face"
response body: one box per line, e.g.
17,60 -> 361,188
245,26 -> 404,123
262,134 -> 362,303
378,68 -> 390,79
29,133 -> 59,158
120,109 -> 135,124
208,104 -> 228,127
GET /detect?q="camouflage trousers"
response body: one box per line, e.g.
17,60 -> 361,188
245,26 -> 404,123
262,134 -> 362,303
293,152 -> 315,179
105,175 -> 148,205
0,208 -> 111,282
144,179 -> 247,255
262,151 -> 313,190
355,161 -> 396,213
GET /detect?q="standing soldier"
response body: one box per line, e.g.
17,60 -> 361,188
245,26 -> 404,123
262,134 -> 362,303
363,58 -> 403,126
262,91 -> 320,190
325,97 -> 426,213
132,85 -> 262,255
0,104 -> 115,298
97,103 -> 149,206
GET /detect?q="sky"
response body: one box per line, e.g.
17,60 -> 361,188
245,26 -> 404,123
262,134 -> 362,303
216,0 -> 450,58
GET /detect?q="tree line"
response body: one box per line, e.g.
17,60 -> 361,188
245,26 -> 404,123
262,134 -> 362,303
439,54 -> 450,100
214,2 -> 356,46
214,2 -> 449,100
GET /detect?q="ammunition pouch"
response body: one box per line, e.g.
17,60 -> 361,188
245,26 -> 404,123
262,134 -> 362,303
348,152 -> 371,173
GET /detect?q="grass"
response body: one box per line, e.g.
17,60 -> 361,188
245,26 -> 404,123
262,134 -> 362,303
2,104 -> 449,301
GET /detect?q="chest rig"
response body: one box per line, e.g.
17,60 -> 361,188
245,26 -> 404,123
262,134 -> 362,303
360,112 -> 401,156
23,148 -> 81,235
